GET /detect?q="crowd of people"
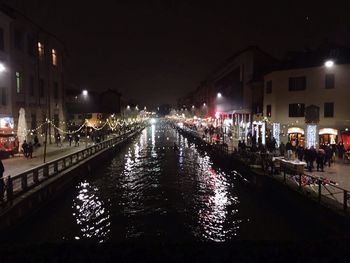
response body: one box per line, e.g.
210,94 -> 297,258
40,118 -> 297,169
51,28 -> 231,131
290,142 -> 345,172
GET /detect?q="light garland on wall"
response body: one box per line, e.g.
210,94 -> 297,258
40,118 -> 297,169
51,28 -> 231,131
20,116 -> 143,138
306,124 -> 317,148
272,122 -> 280,147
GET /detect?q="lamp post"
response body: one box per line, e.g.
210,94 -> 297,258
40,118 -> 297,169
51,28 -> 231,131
81,90 -> 89,148
43,118 -> 48,163
216,93 -> 224,143
85,119 -> 88,148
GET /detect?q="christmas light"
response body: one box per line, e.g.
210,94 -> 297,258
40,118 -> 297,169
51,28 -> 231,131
306,124 -> 317,148
272,123 -> 280,146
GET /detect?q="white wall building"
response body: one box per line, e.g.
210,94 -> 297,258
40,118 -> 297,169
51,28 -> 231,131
263,61 -> 350,149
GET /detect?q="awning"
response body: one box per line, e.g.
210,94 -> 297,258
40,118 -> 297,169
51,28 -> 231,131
288,127 -> 304,135
319,128 -> 338,135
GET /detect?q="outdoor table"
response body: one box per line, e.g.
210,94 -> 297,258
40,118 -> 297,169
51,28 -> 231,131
281,159 -> 306,174
273,157 -> 306,174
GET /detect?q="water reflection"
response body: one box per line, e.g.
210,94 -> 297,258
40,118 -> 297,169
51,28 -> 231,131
72,181 -> 110,242
9,121 -> 341,243
176,133 -> 243,242
69,122 -> 245,242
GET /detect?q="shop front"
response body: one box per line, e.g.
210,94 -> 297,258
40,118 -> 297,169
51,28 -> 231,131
287,127 -> 305,147
319,128 -> 338,145
0,117 -> 17,158
340,130 -> 350,151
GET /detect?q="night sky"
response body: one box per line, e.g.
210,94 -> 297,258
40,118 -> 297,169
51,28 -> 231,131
3,0 -> 350,108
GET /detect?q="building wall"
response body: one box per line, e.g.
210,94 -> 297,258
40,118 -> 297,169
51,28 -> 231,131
0,12 -> 12,118
0,7 -> 66,143
264,64 -> 350,145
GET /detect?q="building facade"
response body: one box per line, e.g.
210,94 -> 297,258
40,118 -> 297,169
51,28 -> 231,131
178,46 -> 277,146
65,88 -> 122,129
264,62 -> 350,149
0,4 -> 66,148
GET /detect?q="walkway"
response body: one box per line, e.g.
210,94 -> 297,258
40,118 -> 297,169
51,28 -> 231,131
2,135 -> 117,178
304,158 -> 350,191
181,125 -> 350,191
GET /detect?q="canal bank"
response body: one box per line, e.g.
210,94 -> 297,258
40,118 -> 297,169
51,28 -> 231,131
172,123 -> 350,236
0,126 -> 146,232
2,120 -> 349,244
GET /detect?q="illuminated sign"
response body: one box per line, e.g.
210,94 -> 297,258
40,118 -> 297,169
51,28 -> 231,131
0,117 -> 14,129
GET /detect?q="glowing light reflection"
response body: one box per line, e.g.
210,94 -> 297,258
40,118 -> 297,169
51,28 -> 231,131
72,181 -> 111,242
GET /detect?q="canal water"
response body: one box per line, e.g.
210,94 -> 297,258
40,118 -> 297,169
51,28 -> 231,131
4,121 -> 346,243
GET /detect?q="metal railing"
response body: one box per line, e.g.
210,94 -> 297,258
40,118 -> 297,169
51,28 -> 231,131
0,126 -> 144,206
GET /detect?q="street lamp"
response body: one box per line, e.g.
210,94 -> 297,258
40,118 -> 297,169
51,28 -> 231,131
0,63 -> 5,72
203,103 -> 206,107
325,60 -> 334,68
217,92 -> 222,98
82,89 -> 88,96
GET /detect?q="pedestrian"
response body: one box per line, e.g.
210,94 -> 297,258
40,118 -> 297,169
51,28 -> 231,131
308,146 -> 317,172
279,142 -> 285,157
56,133 -> 62,147
68,134 -> 73,147
28,142 -> 33,159
296,145 -> 304,161
34,135 -> 39,147
22,140 -> 28,158
0,158 -> 4,202
270,137 -> 277,153
241,140 -> 246,151
316,148 -> 325,172
338,142 -> 345,159
75,134 -> 80,147
286,141 -> 293,159
324,145 -> 332,167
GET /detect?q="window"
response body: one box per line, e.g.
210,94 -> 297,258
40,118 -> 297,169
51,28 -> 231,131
266,105 -> 271,117
29,76 -> 34,96
53,81 -> 59,99
27,34 -> 36,56
51,48 -> 57,66
14,29 -> 23,50
324,102 -> 334,117
289,76 -> 306,91
39,78 -> 44,97
289,103 -> 305,117
16,72 -> 22,93
266,80 -> 272,94
38,42 -> 44,59
0,87 -> 6,106
325,74 -> 335,89
0,27 -> 4,51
